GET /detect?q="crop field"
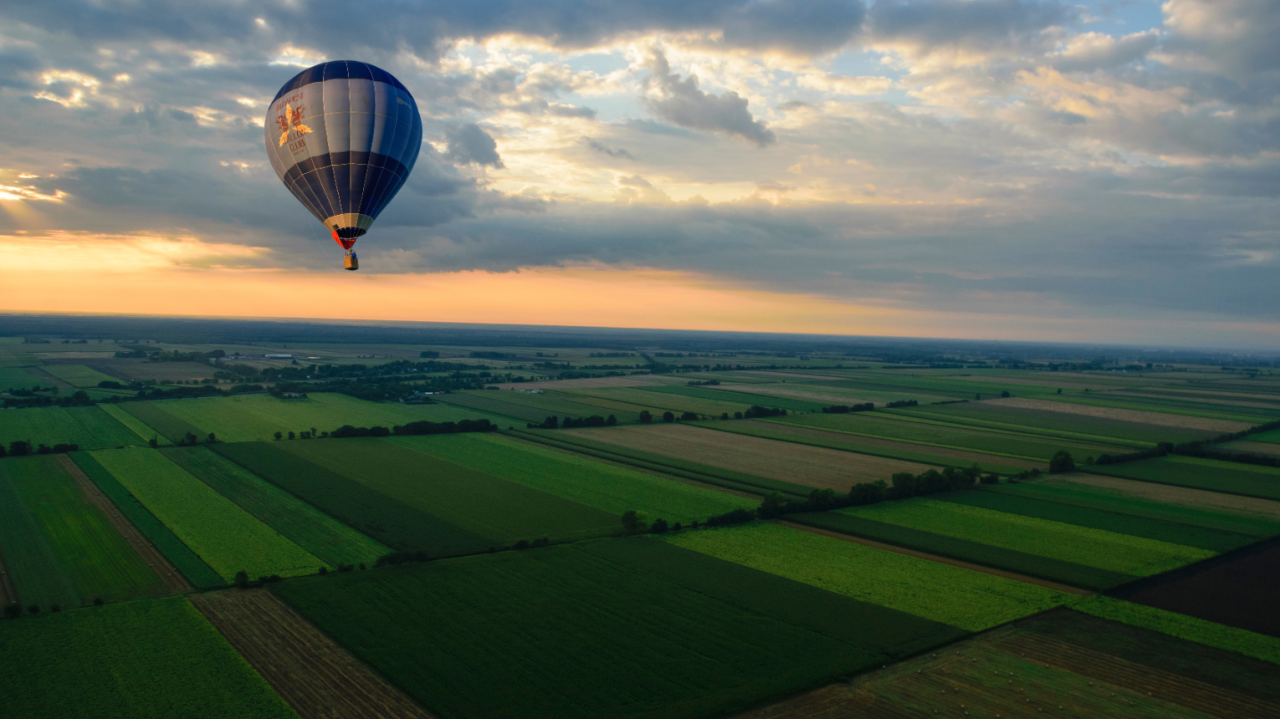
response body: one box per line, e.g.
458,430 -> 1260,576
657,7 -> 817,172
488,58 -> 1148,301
1044,472 -> 1280,522
774,411 -> 1127,460
743,609 -> 1280,719
389,433 -> 755,524
71,452 -> 225,589
1111,537 -> 1280,638
40,363 -> 118,388
663,522 -> 1069,631
640,385 -> 827,412
985,396 -> 1257,430
0,366 -> 44,390
274,538 -> 960,719
571,386 -> 760,418
0,596 -> 298,719
893,401 -> 1218,445
702,419 -> 1040,474
271,438 -> 619,546
838,498 -> 1213,577
1,455 -> 167,605
89,448 -> 323,580
162,447 -> 388,568
1077,596 -> 1280,665
97,402 -> 167,444
1088,455 -> 1280,500
211,442 -> 494,555
563,424 -> 931,491
1248,427 -> 1280,443
129,392 -> 523,443
0,460 -> 82,611
0,404 -> 141,449
118,401 -> 205,443
435,390 -> 604,423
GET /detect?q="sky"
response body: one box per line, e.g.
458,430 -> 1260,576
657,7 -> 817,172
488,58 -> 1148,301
0,0 -> 1277,348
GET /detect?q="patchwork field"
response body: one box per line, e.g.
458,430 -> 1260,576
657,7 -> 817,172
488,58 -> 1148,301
0,366 -> 44,390
740,609 -> 1280,719
89,448 -> 323,580
0,404 -> 142,449
1042,472 -> 1280,522
438,389 -> 640,424
569,386 -> 761,418
1088,456 -> 1280,500
117,401 -> 205,443
40,363 -> 118,388
162,447 -> 389,568
983,397 -> 1254,432
274,538 -> 961,719
390,433 -> 755,525
893,401 -> 1218,446
641,385 -> 827,412
664,522 -> 1069,631
0,460 -> 81,612
563,424 -> 930,491
0,596 -> 299,719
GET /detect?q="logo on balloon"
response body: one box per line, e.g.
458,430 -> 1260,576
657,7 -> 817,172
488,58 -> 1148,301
276,103 -> 313,148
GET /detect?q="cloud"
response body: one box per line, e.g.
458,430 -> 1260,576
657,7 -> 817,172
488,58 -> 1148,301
869,0 -> 1073,55
1050,30 -> 1159,72
642,50 -> 776,146
582,137 -> 635,159
1159,0 -> 1280,80
444,123 -> 505,168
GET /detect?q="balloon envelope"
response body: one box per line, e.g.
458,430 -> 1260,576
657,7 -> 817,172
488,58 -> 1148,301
264,61 -> 422,250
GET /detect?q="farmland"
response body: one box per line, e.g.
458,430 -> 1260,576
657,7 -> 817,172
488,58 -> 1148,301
389,432 -> 755,524
89,448 -> 323,580
0,404 -> 141,449
663,522 -> 1070,631
40,363 -> 118,388
161,446 -> 388,568
1087,455 -> 1280,500
274,538 -> 958,719
0,596 -> 298,719
1,455 -> 167,605
894,400 -> 1220,445
0,460 -> 82,612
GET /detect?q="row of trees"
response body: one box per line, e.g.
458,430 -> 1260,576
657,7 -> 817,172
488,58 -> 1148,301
821,403 -> 874,414
0,441 -> 80,457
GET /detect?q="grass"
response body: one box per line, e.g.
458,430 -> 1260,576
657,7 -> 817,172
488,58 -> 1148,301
388,433 -> 755,525
41,364 -> 118,388
71,452 -> 224,589
211,442 -> 493,556
272,439 -> 619,545
161,446 -> 388,568
127,392 -> 523,443
941,487 -> 1257,552
89,448 -> 323,581
1074,596 -> 1280,665
840,498 -> 1212,577
1087,456 -> 1280,500
775,412 -> 1126,460
790,512 -> 1133,590
0,596 -> 299,719
98,402 -> 168,444
663,522 -> 1070,631
0,405 -> 142,450
0,461 -> 81,611
274,538 -> 955,719
3,455 -> 166,604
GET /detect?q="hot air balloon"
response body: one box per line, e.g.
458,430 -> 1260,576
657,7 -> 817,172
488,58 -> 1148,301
264,61 -> 422,271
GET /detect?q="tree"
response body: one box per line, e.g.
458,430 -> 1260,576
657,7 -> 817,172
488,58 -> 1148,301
1049,451 -> 1075,474
1000,390 -> 1010,398
9,441 -> 31,457
649,518 -> 669,534
605,415 -> 617,426
638,410 -> 652,424
3,603 -> 20,619
680,411 -> 699,421
184,432 -> 198,445
721,412 -> 729,420
234,570 -> 249,589
206,433 -> 217,443
1057,388 -> 1063,394
148,436 -> 158,448
733,411 -> 743,419
288,431 -> 296,440
662,411 -> 675,423
274,431 -> 283,440
621,510 -> 649,534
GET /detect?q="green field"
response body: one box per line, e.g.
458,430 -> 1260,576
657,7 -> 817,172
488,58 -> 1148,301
89,448 -> 323,580
98,403 -> 167,444
663,522 -> 1069,631
640,385 -> 827,412
892,402 -> 1217,446
941,487 -> 1257,552
389,433 -> 755,524
774,412 -> 1126,460
1075,596 -> 1280,665
123,392 -> 522,443
790,511 -> 1133,590
272,438 -> 619,546
117,401 -> 204,443
274,538 -> 961,719
0,461 -> 81,611
439,390 -> 639,424
0,366 -> 44,390
0,405 -> 141,450
161,446 -> 389,568
838,498 -> 1212,577
1249,427 -> 1280,443
2,455 -> 167,604
576,387 -> 759,418
211,442 -> 493,555
41,364 -> 119,388
71,452 -> 225,589
0,596 -> 298,719
1088,456 -> 1280,500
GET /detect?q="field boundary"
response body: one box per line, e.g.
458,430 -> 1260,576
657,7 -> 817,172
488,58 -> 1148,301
57,455 -> 192,595
1107,533 -> 1280,600
774,520 -> 1091,596
191,589 -> 437,719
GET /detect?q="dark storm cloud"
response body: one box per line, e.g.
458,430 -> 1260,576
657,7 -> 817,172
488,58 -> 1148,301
444,123 -> 504,168
643,51 -> 776,147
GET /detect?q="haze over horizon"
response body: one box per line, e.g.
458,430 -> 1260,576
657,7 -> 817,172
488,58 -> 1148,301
1,1 -> 1277,348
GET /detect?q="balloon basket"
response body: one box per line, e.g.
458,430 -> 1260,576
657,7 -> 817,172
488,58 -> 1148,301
343,251 -> 359,271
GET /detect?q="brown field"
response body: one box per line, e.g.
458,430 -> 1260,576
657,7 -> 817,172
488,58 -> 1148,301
103,360 -> 219,381
734,610 -> 1280,719
1044,473 -> 1280,521
984,397 -> 1251,432
190,589 -> 436,719
492,374 -> 673,390
714,383 -> 879,405
747,421 -> 1043,470
57,455 -> 192,594
1219,440 -> 1280,457
1112,391 -> 1280,411
563,424 -> 930,491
